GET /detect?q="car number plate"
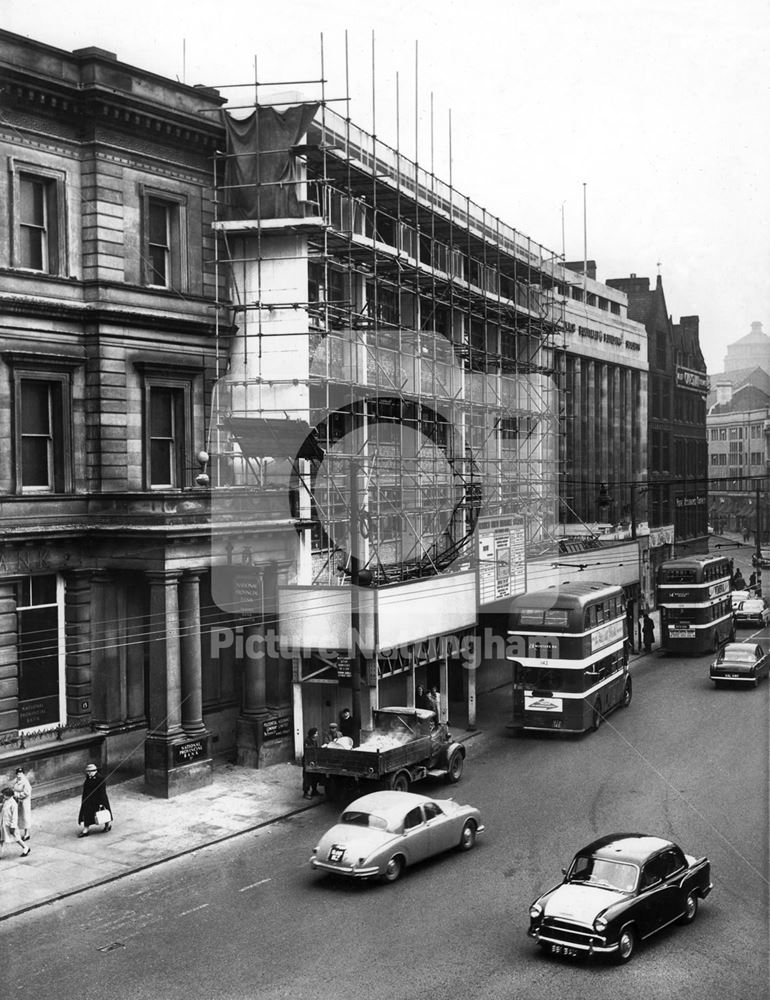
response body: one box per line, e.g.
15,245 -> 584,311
551,945 -> 578,957
328,845 -> 346,863
724,673 -> 740,679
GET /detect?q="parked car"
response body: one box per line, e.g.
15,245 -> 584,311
528,833 -> 712,964
310,790 -> 483,883
710,641 -> 770,687
751,548 -> 770,569
733,598 -> 770,628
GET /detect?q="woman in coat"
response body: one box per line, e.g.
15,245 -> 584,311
77,763 -> 112,837
12,766 -> 32,841
1,786 -> 30,858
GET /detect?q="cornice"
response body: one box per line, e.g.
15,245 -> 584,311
0,288 -> 229,337
0,72 -> 224,153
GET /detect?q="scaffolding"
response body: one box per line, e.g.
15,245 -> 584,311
208,41 -> 566,595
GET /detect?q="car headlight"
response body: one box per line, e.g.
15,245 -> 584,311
529,903 -> 543,920
594,916 -> 607,932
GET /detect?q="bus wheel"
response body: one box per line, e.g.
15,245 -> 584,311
592,703 -> 603,731
621,679 -> 633,708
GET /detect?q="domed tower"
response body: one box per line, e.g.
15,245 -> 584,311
724,321 -> 770,374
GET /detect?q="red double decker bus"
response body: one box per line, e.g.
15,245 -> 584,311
507,583 -> 632,735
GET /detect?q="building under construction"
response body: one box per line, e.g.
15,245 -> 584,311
209,75 -> 565,757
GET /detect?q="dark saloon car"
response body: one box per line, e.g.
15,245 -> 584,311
528,834 -> 712,963
710,641 -> 770,687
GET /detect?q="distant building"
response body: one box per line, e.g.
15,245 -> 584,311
722,321 -> 770,375
607,274 -> 709,598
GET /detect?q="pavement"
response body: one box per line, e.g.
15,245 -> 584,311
0,629 -> 672,923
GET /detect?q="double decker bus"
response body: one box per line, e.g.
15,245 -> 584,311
656,555 -> 734,654
507,583 -> 632,735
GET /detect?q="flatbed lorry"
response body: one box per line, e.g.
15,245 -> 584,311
303,706 -> 466,800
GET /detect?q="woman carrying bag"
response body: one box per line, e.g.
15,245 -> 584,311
77,763 -> 113,837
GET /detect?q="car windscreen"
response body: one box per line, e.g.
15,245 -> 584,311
568,855 -> 637,892
340,811 -> 389,831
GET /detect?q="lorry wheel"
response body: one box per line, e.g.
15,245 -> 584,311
447,750 -> 464,783
325,777 -> 340,802
390,771 -> 410,792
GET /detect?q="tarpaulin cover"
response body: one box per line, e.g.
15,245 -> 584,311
222,103 -> 319,220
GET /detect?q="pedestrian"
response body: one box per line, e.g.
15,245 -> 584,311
750,571 -> 757,591
0,786 -> 30,858
743,526 -> 751,543
338,707 -> 354,740
77,763 -> 112,837
733,569 -> 746,591
642,613 -> 655,654
427,686 -> 440,716
302,727 -> 320,799
12,766 -> 32,842
415,685 -> 432,711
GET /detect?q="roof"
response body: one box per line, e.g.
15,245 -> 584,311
580,833 -> 674,865
509,582 -> 619,608
345,790 -> 434,817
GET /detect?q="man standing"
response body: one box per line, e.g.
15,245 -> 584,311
338,707 -> 355,742
302,727 -> 320,799
642,613 -> 655,654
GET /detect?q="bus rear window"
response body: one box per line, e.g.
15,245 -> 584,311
543,610 -> 569,627
659,569 -> 697,584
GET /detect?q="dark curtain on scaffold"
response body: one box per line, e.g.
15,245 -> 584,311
221,103 -> 319,220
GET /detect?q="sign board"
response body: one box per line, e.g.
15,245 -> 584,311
335,656 -> 352,679
478,518 -> 526,604
262,715 -> 292,741
172,739 -> 206,766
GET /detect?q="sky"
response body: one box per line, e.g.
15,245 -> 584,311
4,0 -> 769,374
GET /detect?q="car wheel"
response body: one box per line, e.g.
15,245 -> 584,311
382,854 -> 404,883
616,925 -> 637,964
390,771 -> 410,792
459,820 -> 476,851
447,750 -> 464,783
679,891 -> 698,924
621,679 -> 633,708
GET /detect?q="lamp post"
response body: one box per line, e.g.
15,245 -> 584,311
755,480 -> 763,598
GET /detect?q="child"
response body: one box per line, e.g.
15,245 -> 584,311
1,786 -> 30,859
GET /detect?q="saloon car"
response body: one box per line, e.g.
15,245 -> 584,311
710,641 -> 770,686
310,790 -> 483,883
528,833 -> 712,963
733,598 -> 770,628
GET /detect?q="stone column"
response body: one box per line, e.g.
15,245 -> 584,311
179,572 -> 207,737
236,616 -> 269,768
146,571 -> 183,738
0,582 -> 18,734
144,570 -> 212,797
63,571 -> 92,726
91,571 -> 123,727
